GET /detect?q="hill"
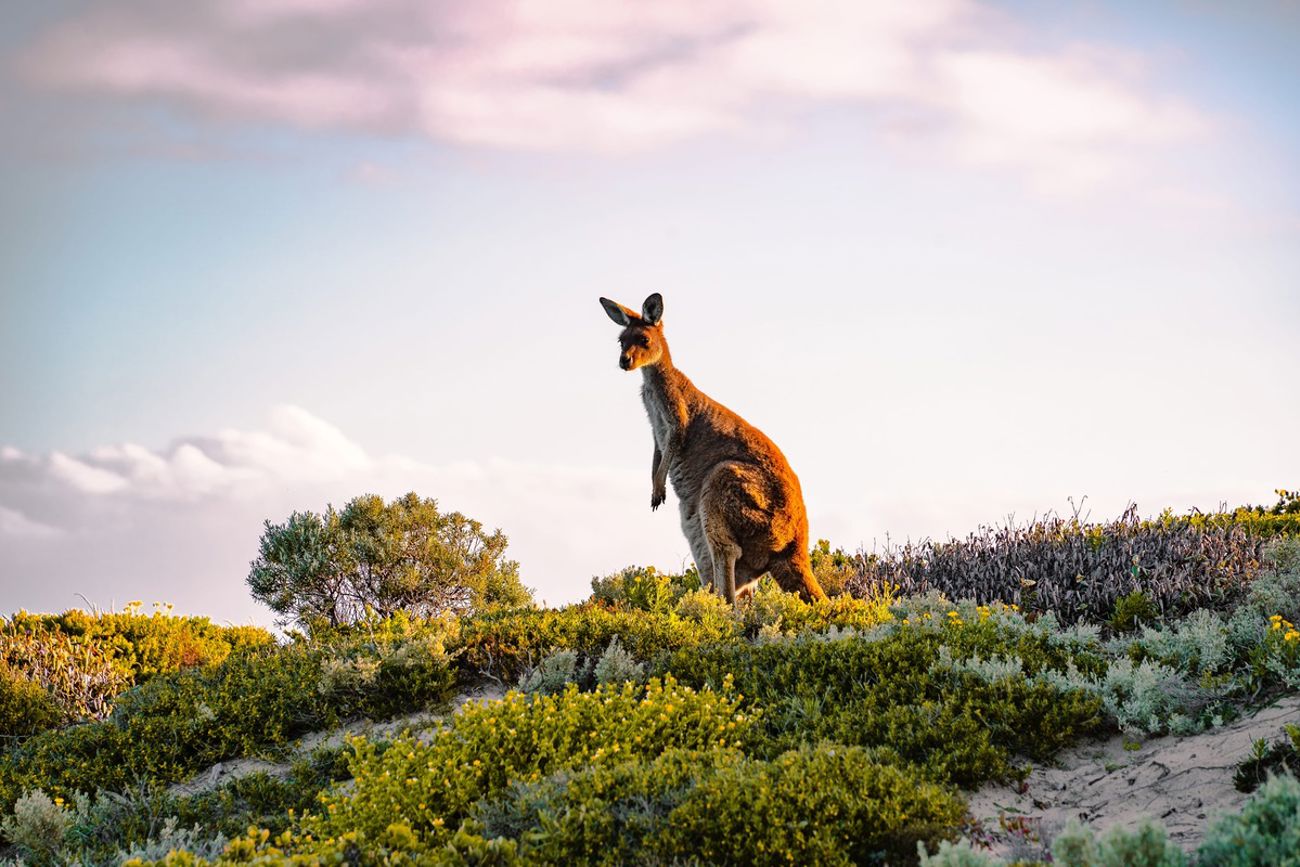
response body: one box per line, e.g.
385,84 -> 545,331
2,500 -> 1299,865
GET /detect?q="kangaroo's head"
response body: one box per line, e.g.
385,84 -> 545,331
599,293 -> 666,371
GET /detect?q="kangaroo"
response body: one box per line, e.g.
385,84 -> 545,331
599,293 -> 827,604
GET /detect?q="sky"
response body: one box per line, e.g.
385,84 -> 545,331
1,0 -> 1298,626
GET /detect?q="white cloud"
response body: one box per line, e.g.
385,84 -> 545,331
0,406 -> 687,622
19,0 -> 1207,194
48,452 -> 130,494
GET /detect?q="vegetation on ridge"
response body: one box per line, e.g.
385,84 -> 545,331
0,494 -> 1298,865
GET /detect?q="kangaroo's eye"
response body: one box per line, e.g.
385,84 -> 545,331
637,336 -> 650,348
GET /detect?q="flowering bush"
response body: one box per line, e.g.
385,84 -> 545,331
305,676 -> 752,848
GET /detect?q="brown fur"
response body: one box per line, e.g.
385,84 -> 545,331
599,294 -> 827,604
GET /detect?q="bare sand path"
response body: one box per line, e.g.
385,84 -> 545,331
968,693 -> 1300,855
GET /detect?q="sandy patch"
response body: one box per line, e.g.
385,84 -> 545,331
968,693 -> 1300,855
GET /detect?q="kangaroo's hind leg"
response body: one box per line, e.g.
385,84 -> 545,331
700,464 -> 746,603
678,497 -> 713,587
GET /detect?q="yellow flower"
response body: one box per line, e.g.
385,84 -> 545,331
1285,630 -> 1299,642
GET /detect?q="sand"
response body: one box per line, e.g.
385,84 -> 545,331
967,693 -> 1300,856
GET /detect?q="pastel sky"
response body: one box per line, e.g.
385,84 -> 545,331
2,0 -> 1297,626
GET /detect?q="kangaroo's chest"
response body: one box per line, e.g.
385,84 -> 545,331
641,386 -> 674,451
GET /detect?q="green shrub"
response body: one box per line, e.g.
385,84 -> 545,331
517,649 -> 580,696
1051,817 -> 1187,867
305,677 -> 753,848
472,746 -> 743,863
1235,724 -> 1300,793
248,492 -> 532,630
659,617 -> 1104,787
0,619 -> 130,723
1110,591 -> 1160,633
732,577 -> 895,638
455,603 -> 737,683
0,621 -> 458,814
809,539 -> 859,597
589,565 -> 698,612
654,744 -> 965,866
482,744 -> 964,867
0,664 -> 62,739
1197,773 -> 1300,866
1130,609 -> 1231,676
57,747 -> 350,864
1,789 -> 70,866
918,839 -> 1002,866
591,636 -> 644,686
1034,656 -> 1200,737
18,603 -> 274,685
112,819 -> 228,866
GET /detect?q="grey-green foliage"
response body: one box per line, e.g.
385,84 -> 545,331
933,645 -> 1025,683
591,637 -> 645,686
1049,620 -> 1104,652
1051,818 -> 1187,867
1222,543 -> 1300,690
518,650 -> 580,696
0,790 -> 68,867
917,839 -> 1002,866
1197,774 -> 1300,866
1034,658 -> 1193,736
108,818 -> 228,865
1133,609 -> 1231,676
1254,539 -> 1300,618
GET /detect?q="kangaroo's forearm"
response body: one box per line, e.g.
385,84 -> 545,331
655,436 -> 679,489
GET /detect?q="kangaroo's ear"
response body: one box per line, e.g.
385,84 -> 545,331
599,297 -> 636,326
641,293 -> 664,326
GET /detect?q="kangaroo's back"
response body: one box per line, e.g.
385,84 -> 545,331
600,293 -> 826,603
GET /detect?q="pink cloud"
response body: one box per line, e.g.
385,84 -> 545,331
20,0 -> 1208,192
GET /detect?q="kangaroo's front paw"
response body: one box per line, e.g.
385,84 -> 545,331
651,487 -> 666,510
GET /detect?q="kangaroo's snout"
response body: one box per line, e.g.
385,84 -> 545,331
619,354 -> 632,371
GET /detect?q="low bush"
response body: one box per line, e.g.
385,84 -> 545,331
847,498 -> 1300,624
0,664 -> 61,740
1110,591 -> 1161,633
591,636 -> 644,686
471,746 -> 745,862
1235,724 -> 1300,793
455,603 -> 738,683
655,744 -> 965,866
0,620 -> 130,726
810,539 -> 859,597
16,603 -> 274,685
589,565 -> 699,613
1,789 -> 69,867
658,612 -> 1105,787
1034,657 -> 1202,737
1051,817 -> 1188,867
0,619 -> 458,815
305,676 -> 752,848
53,747 -> 350,864
0,644 -> 332,812
1198,773 -> 1300,866
478,743 -> 967,867
517,649 -> 581,695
